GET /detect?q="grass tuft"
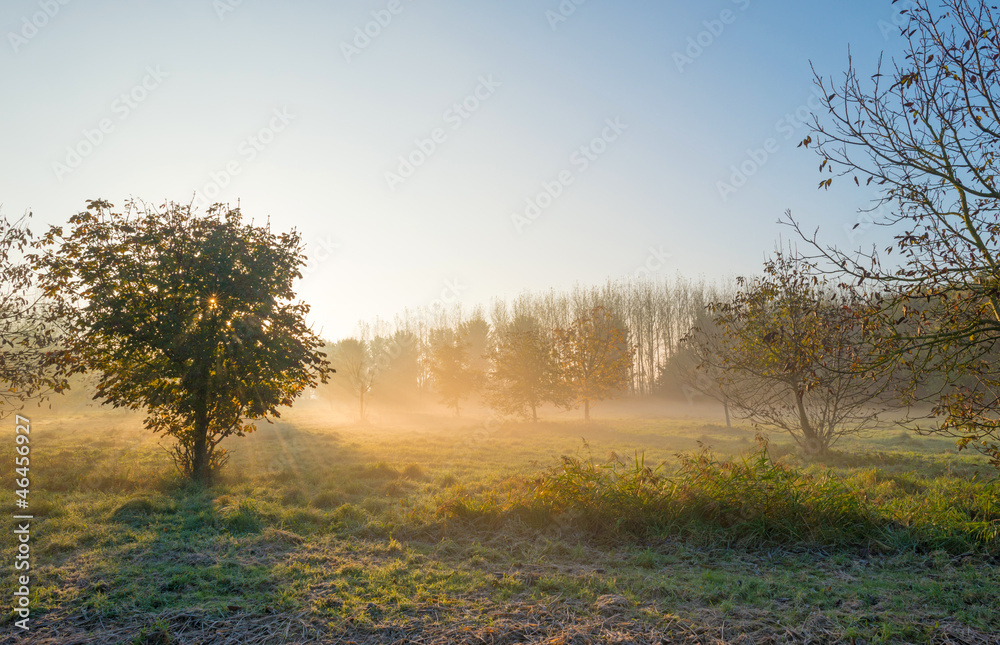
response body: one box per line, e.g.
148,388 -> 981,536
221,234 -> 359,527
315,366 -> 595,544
309,489 -> 346,509
402,463 -> 425,479
129,619 -> 176,645
224,499 -> 265,534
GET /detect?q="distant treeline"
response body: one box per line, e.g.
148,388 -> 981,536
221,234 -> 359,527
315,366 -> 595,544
322,275 -> 730,413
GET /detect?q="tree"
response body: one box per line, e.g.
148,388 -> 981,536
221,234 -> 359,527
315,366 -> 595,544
0,212 -> 67,416
797,0 -> 1000,466
331,337 -> 379,422
688,255 -> 887,456
427,328 -> 481,415
670,312 -> 733,427
373,329 -> 421,404
485,327 -> 569,422
459,315 -> 491,376
555,306 -> 633,421
34,199 -> 331,483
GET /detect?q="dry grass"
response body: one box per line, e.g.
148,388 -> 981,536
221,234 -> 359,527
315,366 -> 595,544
2,401 -> 999,644
16,604 -> 1000,644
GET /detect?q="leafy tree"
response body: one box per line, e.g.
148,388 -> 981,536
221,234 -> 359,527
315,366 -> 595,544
427,328 -> 481,415
689,255 -> 887,456
459,315 -> 491,376
370,329 -> 420,404
34,199 -> 331,483
796,0 -> 1000,466
385,330 -> 421,397
555,306 -> 633,421
669,312 -> 733,427
485,327 -> 569,422
331,337 -> 379,422
0,211 -> 67,416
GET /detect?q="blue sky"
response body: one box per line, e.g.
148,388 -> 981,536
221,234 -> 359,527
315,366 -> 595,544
1,0 -> 909,339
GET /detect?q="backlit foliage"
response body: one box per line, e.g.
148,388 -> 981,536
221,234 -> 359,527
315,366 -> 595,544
33,199 -> 331,482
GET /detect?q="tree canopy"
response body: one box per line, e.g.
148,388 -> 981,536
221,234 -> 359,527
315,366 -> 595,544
0,211 -> 66,416
33,199 -> 331,482
688,255 -> 888,455
427,327 -> 481,415
485,327 -> 569,422
555,306 -> 633,421
798,0 -> 1000,466
329,336 -> 379,422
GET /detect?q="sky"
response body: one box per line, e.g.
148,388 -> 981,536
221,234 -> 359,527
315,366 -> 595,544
0,0 -> 911,340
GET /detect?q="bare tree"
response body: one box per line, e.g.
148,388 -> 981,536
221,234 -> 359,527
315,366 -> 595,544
675,312 -> 733,427
688,254 -> 889,455
795,0 -> 1000,467
331,337 -> 379,422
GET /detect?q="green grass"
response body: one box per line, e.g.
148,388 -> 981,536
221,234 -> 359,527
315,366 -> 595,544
1,403 -> 999,642
438,438 -> 1000,553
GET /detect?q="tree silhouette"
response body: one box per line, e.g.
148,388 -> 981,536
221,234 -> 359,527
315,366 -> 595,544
670,311 -> 733,426
34,199 -> 331,483
555,306 -> 633,421
485,327 -> 569,422
427,327 -> 481,416
0,211 -> 66,416
331,337 -> 378,422
374,329 -> 420,404
796,0 -> 1000,466
689,254 -> 888,456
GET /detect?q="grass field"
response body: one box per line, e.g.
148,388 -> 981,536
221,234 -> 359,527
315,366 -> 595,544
2,402 -> 999,644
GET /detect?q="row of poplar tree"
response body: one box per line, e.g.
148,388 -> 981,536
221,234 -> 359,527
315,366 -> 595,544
322,276 -> 729,421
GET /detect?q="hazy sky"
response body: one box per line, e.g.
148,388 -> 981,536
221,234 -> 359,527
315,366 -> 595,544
1,0 -> 909,339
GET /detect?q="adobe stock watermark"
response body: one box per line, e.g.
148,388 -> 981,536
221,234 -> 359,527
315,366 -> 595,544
7,0 -> 71,55
428,278 -> 467,311
341,0 -> 414,63
384,75 -> 501,192
633,245 -> 672,280
673,0 -> 750,73
301,236 -> 341,277
511,116 -> 627,234
193,107 -> 294,209
845,212 -> 876,247
12,414 -> 32,631
213,0 -> 246,21
461,413 -> 504,450
716,87 -> 825,202
370,276 -> 469,378
51,66 -> 169,182
545,0 -> 590,31
844,201 -> 894,247
877,0 -> 917,40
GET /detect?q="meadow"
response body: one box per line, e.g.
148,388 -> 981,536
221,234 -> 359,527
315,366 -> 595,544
2,401 -> 999,644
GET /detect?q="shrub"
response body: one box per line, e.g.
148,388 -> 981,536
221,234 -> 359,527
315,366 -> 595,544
439,440 -> 1000,554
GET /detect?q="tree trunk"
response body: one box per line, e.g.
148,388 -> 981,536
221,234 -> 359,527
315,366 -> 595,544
531,402 -> 538,423
723,400 -> 731,428
192,385 -> 211,484
794,389 -> 823,456
584,398 -> 590,422
191,319 -> 218,485
359,390 -> 365,422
